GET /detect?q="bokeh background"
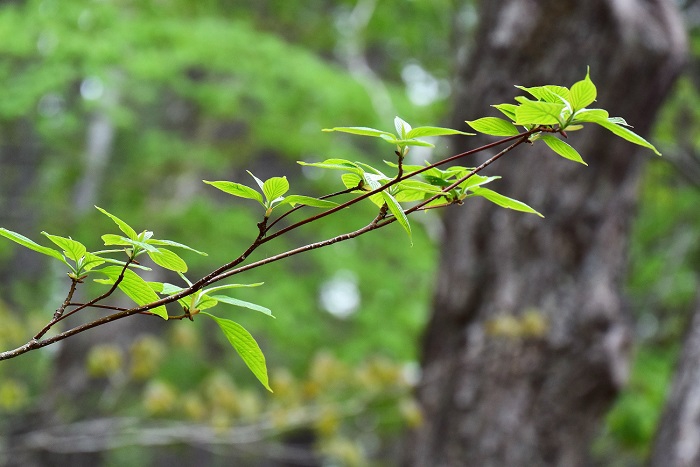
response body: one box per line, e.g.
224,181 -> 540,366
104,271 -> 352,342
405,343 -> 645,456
0,1 -> 698,466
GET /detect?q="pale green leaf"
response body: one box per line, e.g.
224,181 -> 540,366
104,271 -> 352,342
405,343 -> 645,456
79,252 -> 106,273
569,69 -> 597,110
0,228 -> 65,263
593,118 -> 661,155
492,103 -> 518,121
203,283 -> 264,294
341,173 -> 365,191
210,295 -> 274,317
405,126 -> 473,139
41,232 -> 86,262
203,181 -> 263,205
146,239 -> 207,256
147,248 -> 188,273
202,314 -> 272,391
262,176 -> 290,204
514,100 -> 565,125
394,116 -> 412,138
97,266 -> 168,319
278,195 -> 338,209
102,234 -> 158,253
297,159 -> 365,176
381,192 -> 412,245
95,206 -> 138,240
469,187 -> 544,217
539,134 -> 588,165
571,108 -> 609,123
466,117 -> 520,136
321,126 -> 393,138
247,171 -> 265,191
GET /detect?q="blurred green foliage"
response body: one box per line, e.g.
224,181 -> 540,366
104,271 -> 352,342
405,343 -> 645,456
0,0 -> 458,463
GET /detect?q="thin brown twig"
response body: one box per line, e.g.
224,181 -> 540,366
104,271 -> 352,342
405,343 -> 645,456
0,129 -> 542,361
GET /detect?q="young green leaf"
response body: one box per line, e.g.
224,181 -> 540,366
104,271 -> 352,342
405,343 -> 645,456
405,126 -> 474,139
590,118 -> 661,155
322,126 -> 393,138
341,173 -> 365,191
78,252 -> 106,273
492,103 -> 518,121
466,117 -> 520,136
146,239 -> 207,256
203,283 -> 264,294
201,313 -> 272,392
469,187 -> 544,217
209,295 -> 274,317
297,159 -> 365,176
247,171 -> 265,191
538,134 -> 588,165
277,195 -> 339,209
394,116 -> 412,138
0,228 -> 65,263
516,85 -> 571,104
41,232 -> 87,263
514,100 -> 564,126
102,234 -> 159,253
262,176 -> 289,204
95,206 -> 138,240
381,192 -> 412,245
569,69 -> 597,110
203,181 -> 264,205
147,248 -> 188,273
570,108 -> 609,123
96,266 -> 168,319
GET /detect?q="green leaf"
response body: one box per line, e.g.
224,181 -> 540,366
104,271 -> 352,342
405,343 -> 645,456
201,313 -> 272,391
381,192 -> 412,245
95,206 -> 138,240
514,100 -> 565,125
262,176 -> 290,204
102,234 -> 159,253
78,252 -> 106,273
341,173 -> 365,191
297,159 -> 365,176
278,195 -> 339,209
195,293 -> 218,310
590,118 -> 661,155
146,239 -> 207,256
97,266 -> 168,319
469,187 -> 544,217
492,103 -> 518,121
0,228 -> 66,263
203,181 -> 264,205
458,174 -> 500,190
322,126 -> 393,138
41,232 -> 87,263
539,135 -> 588,165
516,85 -> 571,104
571,108 -> 609,123
405,126 -> 474,139
394,116 -> 412,138
247,171 -> 265,191
466,117 -> 520,136
210,295 -> 274,317
569,69 -> 597,110
203,283 -> 264,294
147,248 -> 188,273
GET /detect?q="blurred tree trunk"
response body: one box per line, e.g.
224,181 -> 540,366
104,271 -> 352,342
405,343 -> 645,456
404,1 -> 686,466
649,294 -> 700,467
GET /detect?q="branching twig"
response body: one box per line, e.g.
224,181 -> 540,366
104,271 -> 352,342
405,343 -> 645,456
0,129 -> 541,361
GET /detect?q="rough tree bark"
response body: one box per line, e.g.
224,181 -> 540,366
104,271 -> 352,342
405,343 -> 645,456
405,1 -> 686,466
650,295 -> 700,467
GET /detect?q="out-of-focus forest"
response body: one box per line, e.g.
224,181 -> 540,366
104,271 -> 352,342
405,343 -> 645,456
0,0 -> 698,465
